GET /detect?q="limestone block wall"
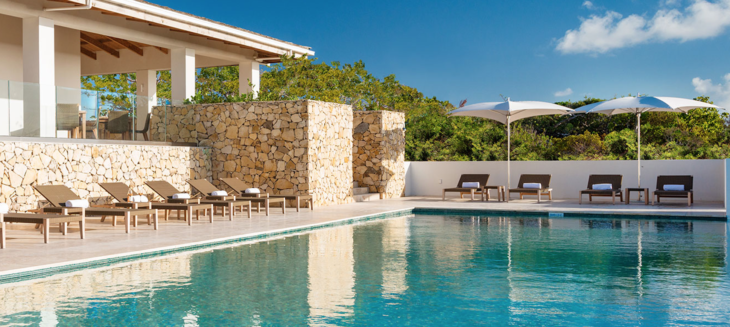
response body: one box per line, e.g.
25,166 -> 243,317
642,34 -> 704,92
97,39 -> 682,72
0,141 -> 211,211
152,100 -> 353,206
353,111 -> 406,198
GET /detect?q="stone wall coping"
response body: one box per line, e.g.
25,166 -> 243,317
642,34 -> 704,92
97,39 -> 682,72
0,137 -> 200,148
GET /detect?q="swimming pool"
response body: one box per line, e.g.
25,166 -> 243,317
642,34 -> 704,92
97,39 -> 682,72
1,214 -> 728,325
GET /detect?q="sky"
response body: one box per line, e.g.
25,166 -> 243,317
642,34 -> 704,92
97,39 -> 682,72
150,0 -> 730,108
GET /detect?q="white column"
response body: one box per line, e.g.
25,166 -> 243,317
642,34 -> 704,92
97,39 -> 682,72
23,17 -> 56,137
171,48 -> 195,104
136,69 -> 157,130
239,60 -> 260,98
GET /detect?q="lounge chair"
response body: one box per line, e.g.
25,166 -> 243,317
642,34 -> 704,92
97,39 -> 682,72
188,179 -> 286,216
579,175 -> 624,205
34,185 -> 158,233
652,175 -> 693,206
219,177 -> 314,212
99,182 -> 214,225
145,181 -> 251,219
1,210 -> 85,247
508,174 -> 552,203
442,174 -> 490,201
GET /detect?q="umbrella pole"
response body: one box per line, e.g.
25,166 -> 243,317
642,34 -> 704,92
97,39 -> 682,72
637,113 -> 641,190
507,116 -> 511,191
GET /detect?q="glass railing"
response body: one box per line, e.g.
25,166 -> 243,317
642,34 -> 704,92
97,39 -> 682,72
0,80 -> 179,142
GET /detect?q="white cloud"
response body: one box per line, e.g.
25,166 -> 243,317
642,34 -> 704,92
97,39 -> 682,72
583,1 -> 596,9
556,0 -> 730,54
554,88 -> 574,97
692,73 -> 730,109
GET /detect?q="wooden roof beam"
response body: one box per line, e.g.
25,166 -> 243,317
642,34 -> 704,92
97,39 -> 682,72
154,46 -> 169,55
107,36 -> 144,56
80,47 -> 97,60
80,32 -> 120,58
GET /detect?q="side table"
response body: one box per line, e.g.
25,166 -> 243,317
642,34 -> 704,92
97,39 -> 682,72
483,186 -> 506,202
625,188 -> 649,205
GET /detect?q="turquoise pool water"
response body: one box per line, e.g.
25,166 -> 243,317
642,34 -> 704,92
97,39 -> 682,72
1,214 -> 729,326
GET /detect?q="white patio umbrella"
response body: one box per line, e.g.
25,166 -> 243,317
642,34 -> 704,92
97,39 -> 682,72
449,98 -> 574,189
574,96 -> 724,188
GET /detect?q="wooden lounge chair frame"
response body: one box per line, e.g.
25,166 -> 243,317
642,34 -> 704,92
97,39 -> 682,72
508,174 -> 553,203
34,185 -> 158,233
145,181 -> 251,219
442,174 -> 490,201
579,175 -> 624,205
219,177 -> 314,212
100,182 -> 214,225
652,175 -> 694,207
1,212 -> 86,247
188,179 -> 285,216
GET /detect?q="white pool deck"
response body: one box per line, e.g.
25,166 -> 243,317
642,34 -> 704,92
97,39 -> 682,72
0,196 -> 726,278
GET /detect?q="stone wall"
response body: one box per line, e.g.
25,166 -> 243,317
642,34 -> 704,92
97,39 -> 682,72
353,111 -> 406,198
0,141 -> 211,211
152,100 -> 353,206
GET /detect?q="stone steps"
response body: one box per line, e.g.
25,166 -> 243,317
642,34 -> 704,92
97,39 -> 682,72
353,187 -> 370,195
353,193 -> 381,202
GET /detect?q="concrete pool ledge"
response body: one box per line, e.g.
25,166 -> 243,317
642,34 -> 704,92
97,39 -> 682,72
0,197 -> 725,284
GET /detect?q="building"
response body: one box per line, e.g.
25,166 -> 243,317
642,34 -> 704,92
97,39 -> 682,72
0,0 -> 314,137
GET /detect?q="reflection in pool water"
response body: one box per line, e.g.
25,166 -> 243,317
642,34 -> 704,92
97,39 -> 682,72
0,215 -> 728,326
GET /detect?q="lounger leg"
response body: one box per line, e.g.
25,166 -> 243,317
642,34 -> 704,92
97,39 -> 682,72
44,222 -> 50,243
296,196 -> 301,212
247,205 -> 252,218
470,189 -> 475,200
112,215 -> 117,227
257,203 -> 261,213
80,210 -> 85,239
228,203 -> 233,220
154,210 -> 159,230
282,200 -> 286,214
0,220 -> 5,249
196,209 -> 200,221
537,192 -> 541,203
133,215 -> 138,227
612,191 -> 616,205
688,195 -> 691,207
209,204 -> 214,223
579,192 -> 582,205
265,200 -> 270,216
442,190 -> 446,201
60,223 -> 67,235
165,210 -> 169,221
187,208 -> 192,226
310,198 -> 315,210
125,212 -> 131,234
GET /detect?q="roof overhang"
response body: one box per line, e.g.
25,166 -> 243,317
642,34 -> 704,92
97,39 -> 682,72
47,0 -> 314,64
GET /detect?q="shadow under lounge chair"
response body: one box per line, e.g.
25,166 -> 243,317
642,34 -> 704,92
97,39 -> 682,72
188,179 -> 285,216
1,211 -> 85,247
579,174 -> 624,205
508,174 -> 553,203
99,182 -> 214,225
145,181 -> 251,219
652,175 -> 694,207
219,177 -> 314,212
34,185 -> 158,233
442,174 -> 490,201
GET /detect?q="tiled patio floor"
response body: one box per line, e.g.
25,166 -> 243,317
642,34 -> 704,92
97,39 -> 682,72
0,196 -> 725,277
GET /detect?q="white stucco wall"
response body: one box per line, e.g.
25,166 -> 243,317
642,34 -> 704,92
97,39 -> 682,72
405,160 -> 726,202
